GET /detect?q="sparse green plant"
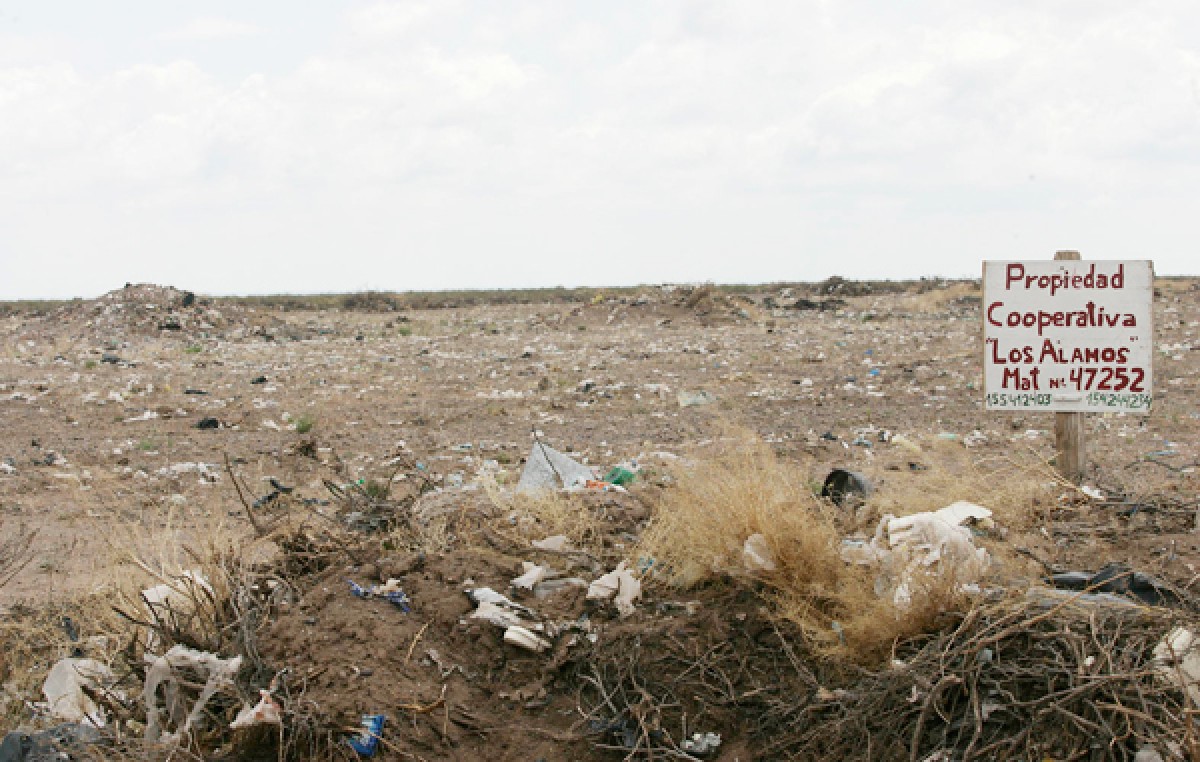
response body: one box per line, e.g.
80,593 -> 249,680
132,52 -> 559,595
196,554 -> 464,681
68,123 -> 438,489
362,479 -> 389,500
294,414 -> 315,434
184,345 -> 203,354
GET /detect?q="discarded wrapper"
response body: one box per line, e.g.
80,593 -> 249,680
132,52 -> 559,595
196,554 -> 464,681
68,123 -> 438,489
348,578 -> 411,611
588,561 -> 642,617
347,713 -> 385,756
42,658 -> 115,727
532,534 -> 571,552
230,689 -> 283,729
511,562 -> 549,590
503,625 -> 552,653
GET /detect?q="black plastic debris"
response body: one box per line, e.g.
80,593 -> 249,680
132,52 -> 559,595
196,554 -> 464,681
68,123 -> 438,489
1049,562 -> 1180,607
0,730 -> 56,762
194,417 -> 220,430
184,388 -> 208,395
180,291 -> 195,307
250,376 -> 268,385
100,354 -> 121,364
253,479 -> 295,509
821,469 -> 873,506
0,724 -> 103,762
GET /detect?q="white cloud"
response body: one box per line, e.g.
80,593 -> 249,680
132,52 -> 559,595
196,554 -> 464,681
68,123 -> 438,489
164,17 -> 260,42
0,1 -> 1198,298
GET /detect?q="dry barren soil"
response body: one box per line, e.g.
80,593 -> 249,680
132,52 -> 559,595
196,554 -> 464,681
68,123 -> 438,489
0,278 -> 1197,760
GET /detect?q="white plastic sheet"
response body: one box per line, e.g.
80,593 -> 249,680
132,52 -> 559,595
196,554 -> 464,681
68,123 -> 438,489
517,443 -> 594,493
42,657 -> 114,727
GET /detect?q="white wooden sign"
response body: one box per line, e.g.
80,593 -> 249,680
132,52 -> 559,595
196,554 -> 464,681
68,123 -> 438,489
983,260 -> 1153,414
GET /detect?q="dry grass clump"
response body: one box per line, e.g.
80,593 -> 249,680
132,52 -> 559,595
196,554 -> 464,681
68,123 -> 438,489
487,488 -> 606,553
863,435 -> 1063,530
637,435 -> 974,660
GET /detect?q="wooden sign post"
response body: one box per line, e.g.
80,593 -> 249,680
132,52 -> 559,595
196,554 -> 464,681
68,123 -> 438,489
982,252 -> 1154,485
1052,250 -> 1086,483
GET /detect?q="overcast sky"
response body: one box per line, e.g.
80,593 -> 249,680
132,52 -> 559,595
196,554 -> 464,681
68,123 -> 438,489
1,1 -> 1197,300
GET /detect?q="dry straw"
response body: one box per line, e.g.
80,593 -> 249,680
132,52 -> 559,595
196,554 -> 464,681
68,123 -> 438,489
637,431 -> 1055,659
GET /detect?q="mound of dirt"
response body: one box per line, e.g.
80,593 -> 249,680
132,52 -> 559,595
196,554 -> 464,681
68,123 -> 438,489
259,530 -> 808,761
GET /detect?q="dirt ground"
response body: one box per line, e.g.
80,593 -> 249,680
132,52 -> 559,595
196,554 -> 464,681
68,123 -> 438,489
0,278 -> 1197,759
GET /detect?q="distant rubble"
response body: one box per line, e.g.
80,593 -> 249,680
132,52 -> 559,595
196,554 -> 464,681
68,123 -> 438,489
6,283 -> 311,343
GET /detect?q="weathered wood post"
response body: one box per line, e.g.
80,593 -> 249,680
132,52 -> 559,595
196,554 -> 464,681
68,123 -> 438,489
1053,250 -> 1086,484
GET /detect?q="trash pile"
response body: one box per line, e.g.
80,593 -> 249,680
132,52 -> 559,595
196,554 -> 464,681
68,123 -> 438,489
30,283 -> 299,343
1,431 -> 1198,762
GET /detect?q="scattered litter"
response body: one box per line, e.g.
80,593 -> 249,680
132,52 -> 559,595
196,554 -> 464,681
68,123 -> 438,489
680,731 -> 722,755
503,625 -> 552,653
193,417 -> 220,429
230,689 -> 283,729
1049,563 -> 1178,607
466,587 -> 558,653
677,390 -> 716,407
844,501 -> 994,606
0,724 -> 103,762
588,561 -> 642,617
532,534 -> 571,552
467,586 -> 532,612
582,478 -> 628,492
603,466 -> 637,486
821,468 -> 873,505
471,601 -> 529,629
1080,485 -> 1106,500
511,562 -> 549,590
144,645 -> 242,743
517,442 -> 594,493
252,478 -> 294,509
348,579 -> 411,611
742,533 -> 777,572
347,713 -> 385,756
42,657 -> 115,726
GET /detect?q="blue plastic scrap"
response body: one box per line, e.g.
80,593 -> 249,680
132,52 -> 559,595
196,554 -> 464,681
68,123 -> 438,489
347,714 -> 386,756
347,579 -> 411,612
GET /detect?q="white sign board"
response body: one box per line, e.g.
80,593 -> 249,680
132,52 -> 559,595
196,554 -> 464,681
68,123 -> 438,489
983,260 -> 1153,414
